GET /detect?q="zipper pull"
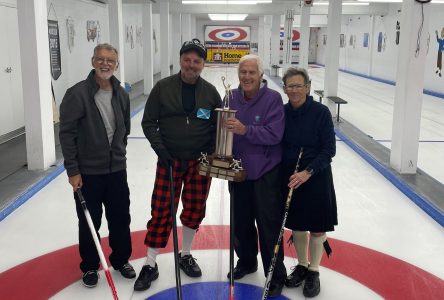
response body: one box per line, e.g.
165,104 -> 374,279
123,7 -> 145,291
186,116 -> 189,125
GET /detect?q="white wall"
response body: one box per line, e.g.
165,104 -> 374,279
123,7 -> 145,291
123,4 -> 161,83
0,0 -> 165,138
424,4 -> 444,93
341,15 -> 372,74
315,3 -> 444,95
123,4 -> 143,84
0,3 -> 23,137
47,0 -> 110,107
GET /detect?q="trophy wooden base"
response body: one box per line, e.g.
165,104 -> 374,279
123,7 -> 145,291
198,154 -> 246,182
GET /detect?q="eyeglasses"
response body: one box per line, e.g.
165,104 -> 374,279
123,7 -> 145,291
285,84 -> 307,90
94,57 -> 117,65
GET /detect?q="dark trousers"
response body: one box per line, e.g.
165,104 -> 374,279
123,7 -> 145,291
74,170 -> 132,272
229,165 -> 287,283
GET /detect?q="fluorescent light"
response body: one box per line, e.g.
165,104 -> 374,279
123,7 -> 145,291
208,14 -> 248,21
357,0 -> 401,2
184,1 -> 226,3
314,1 -> 369,5
344,2 -> 369,5
358,0 -> 444,3
183,0 -> 271,4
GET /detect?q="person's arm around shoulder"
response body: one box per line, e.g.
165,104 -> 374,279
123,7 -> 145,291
59,88 -> 84,191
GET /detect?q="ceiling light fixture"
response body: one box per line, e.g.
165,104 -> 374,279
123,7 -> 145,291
357,0 -> 402,2
358,0 -> 443,3
183,0 -> 271,4
208,14 -> 248,21
314,1 -> 369,6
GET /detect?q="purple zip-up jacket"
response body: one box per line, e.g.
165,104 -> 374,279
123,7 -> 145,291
230,80 -> 285,180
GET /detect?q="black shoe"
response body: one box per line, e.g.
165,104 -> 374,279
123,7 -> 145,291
285,265 -> 308,288
268,281 -> 284,298
82,270 -> 99,288
303,270 -> 320,298
134,264 -> 159,291
118,262 -> 136,279
179,253 -> 202,277
226,261 -> 258,280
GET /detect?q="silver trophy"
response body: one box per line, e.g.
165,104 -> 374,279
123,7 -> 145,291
198,76 -> 246,182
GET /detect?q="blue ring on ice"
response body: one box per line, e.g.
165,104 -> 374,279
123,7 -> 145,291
147,281 -> 291,300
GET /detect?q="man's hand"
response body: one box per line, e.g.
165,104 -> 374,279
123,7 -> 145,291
69,174 -> 83,191
155,148 -> 173,167
226,117 -> 247,135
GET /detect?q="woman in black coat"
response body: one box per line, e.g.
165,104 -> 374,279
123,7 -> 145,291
281,67 -> 337,298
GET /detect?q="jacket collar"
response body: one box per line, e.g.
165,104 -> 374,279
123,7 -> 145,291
177,71 -> 202,86
86,69 -> 121,96
285,95 -> 314,115
236,79 -> 268,104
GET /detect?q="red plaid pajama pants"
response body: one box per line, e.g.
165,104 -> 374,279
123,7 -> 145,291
144,159 -> 211,248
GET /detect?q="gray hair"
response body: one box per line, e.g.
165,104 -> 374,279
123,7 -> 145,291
93,43 -> 119,57
282,67 -> 310,85
238,54 -> 264,76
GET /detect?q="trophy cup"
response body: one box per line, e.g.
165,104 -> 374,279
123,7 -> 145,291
198,76 -> 246,182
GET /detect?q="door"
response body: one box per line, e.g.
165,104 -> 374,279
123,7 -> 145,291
0,5 -> 24,137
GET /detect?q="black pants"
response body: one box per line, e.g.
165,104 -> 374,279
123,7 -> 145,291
229,165 -> 287,283
74,170 -> 132,272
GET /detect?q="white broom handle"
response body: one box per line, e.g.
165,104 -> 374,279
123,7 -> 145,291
82,207 -> 110,271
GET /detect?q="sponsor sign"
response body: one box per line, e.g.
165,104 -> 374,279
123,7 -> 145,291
206,41 -> 250,63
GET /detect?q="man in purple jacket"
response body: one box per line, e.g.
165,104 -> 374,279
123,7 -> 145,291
225,54 -> 286,297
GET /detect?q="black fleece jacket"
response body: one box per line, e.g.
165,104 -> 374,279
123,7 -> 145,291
141,73 -> 222,160
59,70 -> 130,177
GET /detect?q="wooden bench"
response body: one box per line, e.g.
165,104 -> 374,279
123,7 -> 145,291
326,96 -> 348,122
314,90 -> 324,103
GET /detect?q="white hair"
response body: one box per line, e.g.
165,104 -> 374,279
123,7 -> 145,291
238,54 -> 264,76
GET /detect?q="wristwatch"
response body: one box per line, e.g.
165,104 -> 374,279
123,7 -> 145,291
306,167 -> 314,175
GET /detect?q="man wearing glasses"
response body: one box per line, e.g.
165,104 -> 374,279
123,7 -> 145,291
134,39 -> 222,291
59,43 -> 135,289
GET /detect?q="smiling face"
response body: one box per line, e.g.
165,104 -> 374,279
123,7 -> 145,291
238,59 -> 262,98
180,51 -> 205,84
284,74 -> 310,109
91,48 -> 119,81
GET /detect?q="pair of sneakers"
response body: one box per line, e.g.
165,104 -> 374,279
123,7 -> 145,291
285,264 -> 321,297
82,263 -> 136,288
134,252 -> 202,291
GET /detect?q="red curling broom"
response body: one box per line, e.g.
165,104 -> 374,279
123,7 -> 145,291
76,189 -> 119,300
